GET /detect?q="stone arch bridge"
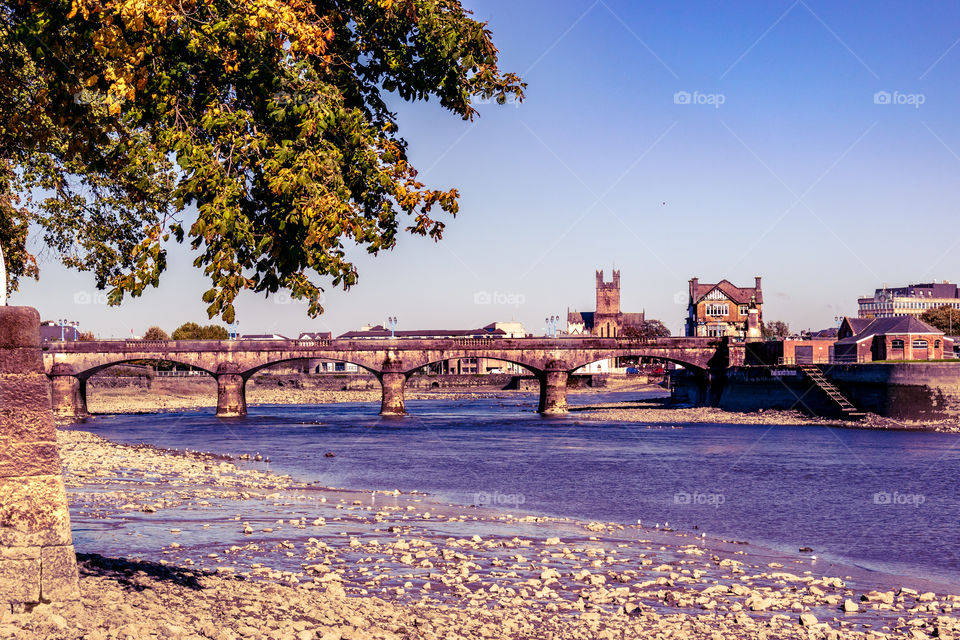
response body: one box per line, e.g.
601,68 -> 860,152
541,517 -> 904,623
43,337 -> 742,417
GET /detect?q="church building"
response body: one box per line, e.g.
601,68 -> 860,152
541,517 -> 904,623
566,270 -> 645,337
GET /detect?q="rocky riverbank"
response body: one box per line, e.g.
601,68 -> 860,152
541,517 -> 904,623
8,428 -> 959,639
570,398 -> 852,427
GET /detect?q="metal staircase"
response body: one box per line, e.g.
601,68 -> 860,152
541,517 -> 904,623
798,365 -> 866,420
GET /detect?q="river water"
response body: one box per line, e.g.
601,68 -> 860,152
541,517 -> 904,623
70,391 -> 960,588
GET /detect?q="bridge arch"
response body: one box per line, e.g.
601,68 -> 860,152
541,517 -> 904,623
570,354 -> 707,377
74,358 -> 215,379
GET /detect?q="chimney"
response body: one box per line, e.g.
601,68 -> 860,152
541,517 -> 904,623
754,276 -> 762,291
690,277 -> 699,297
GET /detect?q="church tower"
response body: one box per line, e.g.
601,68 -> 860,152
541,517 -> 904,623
596,270 -> 621,315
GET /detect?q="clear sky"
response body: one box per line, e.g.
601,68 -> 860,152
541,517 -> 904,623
12,0 -> 960,338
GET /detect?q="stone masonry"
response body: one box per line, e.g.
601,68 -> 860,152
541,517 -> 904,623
0,307 -> 79,609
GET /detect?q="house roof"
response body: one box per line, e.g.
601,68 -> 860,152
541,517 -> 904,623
336,325 -> 506,339
298,331 -> 332,340
836,316 -> 943,344
567,311 -> 594,327
691,279 -> 763,305
566,311 -> 645,330
842,317 -> 872,335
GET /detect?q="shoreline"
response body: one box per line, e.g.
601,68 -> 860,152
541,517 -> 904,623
74,381 -> 960,432
9,427 -> 959,639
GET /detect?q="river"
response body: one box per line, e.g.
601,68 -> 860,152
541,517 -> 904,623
69,390 -> 960,589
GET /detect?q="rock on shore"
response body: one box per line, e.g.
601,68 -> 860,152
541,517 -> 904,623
12,429 -> 958,640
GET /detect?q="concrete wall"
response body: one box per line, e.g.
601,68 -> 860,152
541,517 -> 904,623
673,363 -> 960,419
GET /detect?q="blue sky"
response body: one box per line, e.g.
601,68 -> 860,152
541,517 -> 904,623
13,0 -> 960,337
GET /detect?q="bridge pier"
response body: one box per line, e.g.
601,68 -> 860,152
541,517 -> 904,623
49,365 -> 87,418
379,365 -> 407,416
0,307 -> 80,609
216,364 -> 247,417
537,368 -> 569,415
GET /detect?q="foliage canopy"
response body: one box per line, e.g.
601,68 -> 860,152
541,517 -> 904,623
920,305 -> 960,334
171,322 -> 229,340
0,0 -> 524,322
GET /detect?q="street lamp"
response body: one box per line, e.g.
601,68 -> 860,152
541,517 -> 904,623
387,316 -> 397,338
544,316 -> 559,337
59,319 -> 67,341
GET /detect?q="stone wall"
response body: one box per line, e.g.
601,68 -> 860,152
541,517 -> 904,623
0,307 -> 79,610
672,363 -> 960,420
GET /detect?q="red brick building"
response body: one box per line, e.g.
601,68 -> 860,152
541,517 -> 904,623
685,277 -> 763,338
834,316 -> 949,363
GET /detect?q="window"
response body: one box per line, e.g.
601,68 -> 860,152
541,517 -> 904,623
935,340 -> 941,348
913,340 -> 928,349
739,305 -> 749,316
707,326 -> 727,337
705,303 -> 729,317
891,339 -> 904,349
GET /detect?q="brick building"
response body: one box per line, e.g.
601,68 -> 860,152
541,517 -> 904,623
685,278 -> 762,338
566,270 -> 645,337
834,316 -> 948,363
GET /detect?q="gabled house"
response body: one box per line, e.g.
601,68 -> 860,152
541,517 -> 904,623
833,316 -> 949,363
685,277 -> 763,338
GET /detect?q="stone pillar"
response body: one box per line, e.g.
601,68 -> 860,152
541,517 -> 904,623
379,364 -> 407,416
216,363 -> 247,417
49,365 -> 87,418
537,366 -> 569,415
0,307 -> 80,609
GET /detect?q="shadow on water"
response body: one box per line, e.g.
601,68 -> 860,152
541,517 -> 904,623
78,553 -> 207,591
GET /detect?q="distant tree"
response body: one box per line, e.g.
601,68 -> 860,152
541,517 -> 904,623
143,326 -> 170,341
76,331 -> 95,342
622,320 -> 671,339
762,321 -> 790,339
171,322 -> 229,340
920,305 -> 960,334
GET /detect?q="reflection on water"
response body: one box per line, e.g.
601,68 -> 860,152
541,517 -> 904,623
70,391 -> 960,586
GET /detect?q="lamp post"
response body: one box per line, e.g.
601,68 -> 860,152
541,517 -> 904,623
387,316 -> 397,338
544,315 -> 559,337
59,319 -> 67,341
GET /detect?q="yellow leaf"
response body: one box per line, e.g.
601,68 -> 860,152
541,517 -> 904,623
66,1 -> 78,19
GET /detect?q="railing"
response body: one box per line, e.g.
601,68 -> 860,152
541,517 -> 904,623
293,339 -> 331,348
154,370 -> 206,377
